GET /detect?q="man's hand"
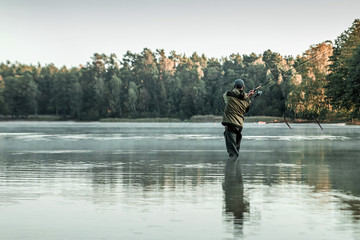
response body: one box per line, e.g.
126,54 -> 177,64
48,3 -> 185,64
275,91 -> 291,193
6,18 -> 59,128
248,86 -> 261,98
247,89 -> 255,98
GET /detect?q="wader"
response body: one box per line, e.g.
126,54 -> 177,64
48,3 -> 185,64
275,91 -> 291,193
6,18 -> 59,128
224,126 -> 242,158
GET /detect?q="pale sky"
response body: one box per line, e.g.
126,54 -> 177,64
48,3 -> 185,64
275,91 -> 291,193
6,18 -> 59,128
1,0 -> 359,67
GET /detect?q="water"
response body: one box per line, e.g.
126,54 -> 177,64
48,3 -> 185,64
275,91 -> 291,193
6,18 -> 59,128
0,121 -> 359,240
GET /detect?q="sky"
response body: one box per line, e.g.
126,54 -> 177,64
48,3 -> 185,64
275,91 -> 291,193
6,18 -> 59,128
1,0 -> 359,67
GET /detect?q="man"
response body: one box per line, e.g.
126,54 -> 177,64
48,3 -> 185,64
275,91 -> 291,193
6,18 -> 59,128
222,79 -> 255,159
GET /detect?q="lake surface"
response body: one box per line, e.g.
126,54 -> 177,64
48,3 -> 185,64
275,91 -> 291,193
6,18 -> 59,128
0,121 -> 359,240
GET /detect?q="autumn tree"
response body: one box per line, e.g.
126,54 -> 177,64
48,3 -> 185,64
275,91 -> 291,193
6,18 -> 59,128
288,42 -> 333,119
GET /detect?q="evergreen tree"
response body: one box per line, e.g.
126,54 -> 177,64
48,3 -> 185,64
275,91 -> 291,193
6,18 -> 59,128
3,72 -> 38,117
36,64 -> 58,114
203,58 -> 223,115
326,19 -> 360,117
345,44 -> 360,118
108,74 -> 123,117
127,81 -> 138,115
0,76 -> 6,114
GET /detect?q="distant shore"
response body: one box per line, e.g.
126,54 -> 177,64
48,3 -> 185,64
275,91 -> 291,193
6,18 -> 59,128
0,114 -> 358,125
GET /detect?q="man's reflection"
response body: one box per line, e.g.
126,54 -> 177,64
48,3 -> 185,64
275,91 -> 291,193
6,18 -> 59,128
223,157 -> 249,227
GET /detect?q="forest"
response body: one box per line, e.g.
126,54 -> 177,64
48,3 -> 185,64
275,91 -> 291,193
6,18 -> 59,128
0,19 -> 359,121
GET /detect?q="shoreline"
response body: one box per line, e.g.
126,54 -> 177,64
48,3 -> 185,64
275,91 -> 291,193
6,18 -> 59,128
0,114 -> 358,125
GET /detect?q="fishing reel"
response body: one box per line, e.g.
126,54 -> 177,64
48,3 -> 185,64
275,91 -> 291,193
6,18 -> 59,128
251,86 -> 262,98
254,90 -> 262,98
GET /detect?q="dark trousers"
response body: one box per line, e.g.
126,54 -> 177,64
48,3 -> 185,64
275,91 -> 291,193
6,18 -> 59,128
224,127 -> 242,158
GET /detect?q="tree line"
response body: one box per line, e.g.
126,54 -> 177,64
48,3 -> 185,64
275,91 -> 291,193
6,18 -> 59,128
0,19 -> 359,121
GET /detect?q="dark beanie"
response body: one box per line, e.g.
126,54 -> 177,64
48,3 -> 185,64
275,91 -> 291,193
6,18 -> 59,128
234,79 -> 244,88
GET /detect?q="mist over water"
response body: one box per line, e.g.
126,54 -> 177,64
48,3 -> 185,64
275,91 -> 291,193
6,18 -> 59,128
0,122 -> 359,239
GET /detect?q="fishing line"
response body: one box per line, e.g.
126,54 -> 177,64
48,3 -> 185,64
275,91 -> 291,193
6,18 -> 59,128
257,47 -> 333,129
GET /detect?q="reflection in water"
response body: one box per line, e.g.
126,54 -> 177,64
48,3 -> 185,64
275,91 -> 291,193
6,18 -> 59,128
223,157 -> 249,236
1,122 -> 360,239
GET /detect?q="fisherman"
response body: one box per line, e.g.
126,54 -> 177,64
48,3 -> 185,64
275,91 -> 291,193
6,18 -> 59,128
222,79 -> 255,159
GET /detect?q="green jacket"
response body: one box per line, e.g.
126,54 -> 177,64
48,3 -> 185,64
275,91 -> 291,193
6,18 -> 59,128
222,88 -> 251,130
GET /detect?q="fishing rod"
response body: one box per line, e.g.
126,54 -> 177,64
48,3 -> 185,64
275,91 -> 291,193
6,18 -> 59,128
283,115 -> 292,129
255,48 -> 333,130
313,115 -> 324,130
261,46 -> 333,86
248,84 -> 293,129
247,78 -> 273,98
248,86 -> 262,98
